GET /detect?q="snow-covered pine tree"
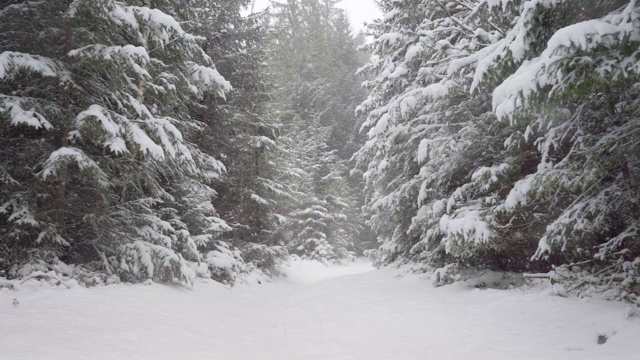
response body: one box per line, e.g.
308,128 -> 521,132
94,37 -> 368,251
358,0 -> 486,268
359,0 -> 640,299
0,0 -> 230,285
470,0 -> 640,300
356,0 -> 559,280
282,127 -> 358,260
356,0 -> 436,267
268,0 -> 366,261
187,0 -> 290,280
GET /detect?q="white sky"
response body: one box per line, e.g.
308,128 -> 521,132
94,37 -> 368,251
247,0 -> 382,34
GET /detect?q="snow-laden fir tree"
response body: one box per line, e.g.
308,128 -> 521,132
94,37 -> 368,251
358,0 -> 640,300
356,0 -> 533,275
281,127 -> 358,260
0,0 -> 231,285
183,0 -> 290,282
468,0 -> 640,300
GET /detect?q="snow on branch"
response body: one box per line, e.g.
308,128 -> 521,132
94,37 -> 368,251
35,225 -> 71,247
110,5 -> 202,46
1,195 -> 40,228
75,104 -> 167,160
68,44 -> 151,78
118,240 -> 195,286
205,242 -> 243,272
489,1 -> 640,121
471,0 -> 565,91
0,51 -> 66,79
439,207 -> 493,253
251,193 -> 270,205
39,147 -> 110,186
597,221 -> 640,260
0,95 -> 53,129
187,63 -> 232,98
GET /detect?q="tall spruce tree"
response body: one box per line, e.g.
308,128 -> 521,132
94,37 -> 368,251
186,1 -> 289,280
356,0 -> 528,274
470,0 -> 640,299
358,0 -> 640,301
0,0 -> 231,285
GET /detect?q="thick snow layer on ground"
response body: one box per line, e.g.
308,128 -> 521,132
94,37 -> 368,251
2,259 -> 639,360
280,257 -> 374,284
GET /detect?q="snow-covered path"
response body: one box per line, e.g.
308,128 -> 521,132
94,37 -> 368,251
2,260 -> 639,360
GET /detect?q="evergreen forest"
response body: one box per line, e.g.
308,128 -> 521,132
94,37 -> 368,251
1,0 -> 639,305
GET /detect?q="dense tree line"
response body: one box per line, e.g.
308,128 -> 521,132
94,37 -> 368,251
0,0 -> 367,286
4,0 -> 635,305
268,0 -> 368,261
357,0 -> 640,303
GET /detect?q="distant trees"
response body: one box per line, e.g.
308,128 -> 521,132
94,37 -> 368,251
358,0 -> 640,301
267,0 -> 368,261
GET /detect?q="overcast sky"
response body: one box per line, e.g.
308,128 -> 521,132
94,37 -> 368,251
247,0 -> 382,34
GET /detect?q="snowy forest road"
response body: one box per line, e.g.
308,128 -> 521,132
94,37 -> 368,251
2,260 -> 640,360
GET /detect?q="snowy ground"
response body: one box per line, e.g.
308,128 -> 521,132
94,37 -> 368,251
2,259 -> 640,360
